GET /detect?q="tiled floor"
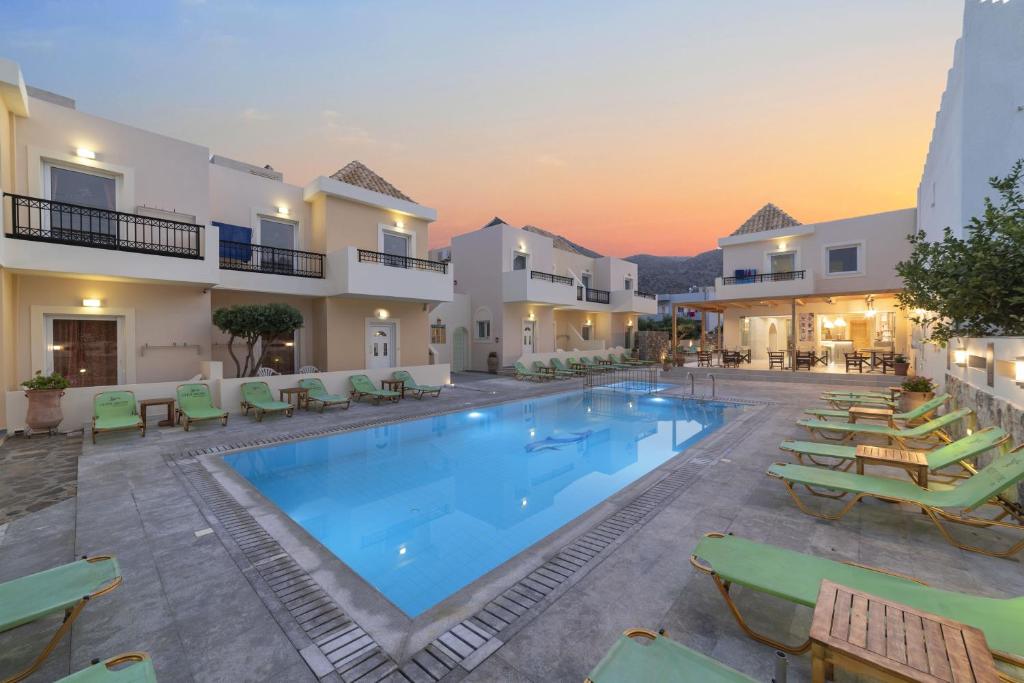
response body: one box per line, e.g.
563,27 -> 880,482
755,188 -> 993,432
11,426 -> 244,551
0,432 -> 81,525
0,373 -> 1020,683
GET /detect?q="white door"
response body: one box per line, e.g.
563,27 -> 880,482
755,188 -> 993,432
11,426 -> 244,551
367,323 -> 396,369
452,327 -> 468,372
522,321 -> 535,354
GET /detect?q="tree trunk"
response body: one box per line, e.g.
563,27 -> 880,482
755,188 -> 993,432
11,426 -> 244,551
226,334 -> 243,378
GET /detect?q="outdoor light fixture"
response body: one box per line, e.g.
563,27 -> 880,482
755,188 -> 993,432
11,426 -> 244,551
277,205 -> 289,216
284,341 -> 294,347
954,348 -> 968,366
374,308 -> 389,320
394,220 -> 404,230
1015,356 -> 1024,387
82,298 -> 101,308
75,147 -> 96,160
627,319 -> 633,327
833,316 -> 847,328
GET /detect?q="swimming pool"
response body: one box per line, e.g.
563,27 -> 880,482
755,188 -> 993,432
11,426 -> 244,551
225,389 -> 740,616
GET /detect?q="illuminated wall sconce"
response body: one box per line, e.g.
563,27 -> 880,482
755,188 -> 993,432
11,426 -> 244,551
48,344 -> 64,351
75,147 -> 96,160
778,241 -> 787,251
528,311 -> 535,320
374,308 -> 389,320
833,316 -> 846,328
627,319 -> 633,327
1015,356 -> 1024,387
82,298 -> 102,308
953,348 -> 968,366
277,205 -> 290,216
284,341 -> 294,347
394,220 -> 404,230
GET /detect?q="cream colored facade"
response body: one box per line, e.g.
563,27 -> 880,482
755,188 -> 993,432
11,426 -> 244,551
430,219 -> 656,371
0,59 -> 451,431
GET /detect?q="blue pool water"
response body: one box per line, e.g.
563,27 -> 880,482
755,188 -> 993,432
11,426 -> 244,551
225,389 -> 739,616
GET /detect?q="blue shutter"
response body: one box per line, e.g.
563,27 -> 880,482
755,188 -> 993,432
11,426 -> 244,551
214,222 -> 252,262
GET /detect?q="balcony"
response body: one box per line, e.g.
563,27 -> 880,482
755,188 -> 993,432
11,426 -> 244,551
610,289 -> 658,314
722,270 -> 805,285
332,247 -> 453,302
714,269 -> 814,300
502,269 -> 578,306
577,285 -> 610,304
219,241 -> 324,278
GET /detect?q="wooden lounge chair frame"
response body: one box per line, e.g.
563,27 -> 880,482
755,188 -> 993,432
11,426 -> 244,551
392,370 -> 444,398
4,556 -> 123,683
175,383 -> 228,431
239,381 -> 294,420
349,375 -> 400,404
297,378 -> 351,412
799,409 -> 971,449
91,391 -> 145,444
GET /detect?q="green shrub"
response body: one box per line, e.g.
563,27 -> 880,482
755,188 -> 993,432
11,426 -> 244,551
901,376 -> 936,393
22,371 -> 71,391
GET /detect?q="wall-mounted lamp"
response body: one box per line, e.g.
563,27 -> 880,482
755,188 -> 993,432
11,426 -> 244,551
833,316 -> 846,328
1015,356 -> 1024,387
528,311 -> 535,320
75,147 -> 96,160
953,348 -> 968,366
48,344 -> 64,351
82,298 -> 102,308
394,220 -> 404,230
778,241 -> 787,251
627,319 -> 633,327
277,205 -> 290,216
374,308 -> 389,320
284,341 -> 294,347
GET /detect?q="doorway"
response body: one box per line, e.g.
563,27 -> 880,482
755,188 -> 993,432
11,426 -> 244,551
850,319 -> 870,350
452,326 -> 468,372
522,320 -> 535,354
367,322 -> 396,369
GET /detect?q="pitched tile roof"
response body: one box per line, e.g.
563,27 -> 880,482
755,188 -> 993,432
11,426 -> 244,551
329,161 -> 413,202
730,203 -> 801,236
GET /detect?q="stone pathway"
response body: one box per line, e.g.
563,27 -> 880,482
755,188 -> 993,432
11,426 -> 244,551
0,433 -> 81,525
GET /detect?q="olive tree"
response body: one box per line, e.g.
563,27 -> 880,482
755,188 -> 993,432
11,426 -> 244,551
212,303 -> 304,377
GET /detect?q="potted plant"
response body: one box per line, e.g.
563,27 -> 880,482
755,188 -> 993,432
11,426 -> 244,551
21,371 -> 71,435
899,376 -> 935,412
893,353 -> 909,376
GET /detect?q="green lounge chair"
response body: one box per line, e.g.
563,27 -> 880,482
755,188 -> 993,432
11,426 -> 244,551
59,653 -> 156,683
804,393 -> 951,425
240,381 -> 293,420
767,445 -> 1024,558
780,426 -> 1010,474
820,394 -> 897,410
689,532 -> 1024,670
615,352 -> 656,367
349,374 -> 400,404
797,408 -> 971,449
298,377 -> 351,412
551,357 -> 586,376
91,391 -> 144,444
1,556 -> 122,683
533,361 -> 572,379
175,383 -> 227,431
585,629 -> 754,683
392,370 -> 443,398
513,361 -> 549,382
600,354 -> 633,369
577,357 -> 611,373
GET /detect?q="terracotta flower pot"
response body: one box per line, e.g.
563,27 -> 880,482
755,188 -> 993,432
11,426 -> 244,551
25,388 -> 65,435
900,390 -> 934,413
893,362 -> 909,376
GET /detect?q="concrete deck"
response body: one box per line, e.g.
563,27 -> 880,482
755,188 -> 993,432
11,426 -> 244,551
0,374 -> 1020,682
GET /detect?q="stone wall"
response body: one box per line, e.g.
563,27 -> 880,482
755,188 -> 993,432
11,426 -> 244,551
946,374 -> 1024,500
637,331 -> 671,362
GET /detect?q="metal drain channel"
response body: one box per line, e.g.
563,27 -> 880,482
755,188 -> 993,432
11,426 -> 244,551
174,399 -> 770,681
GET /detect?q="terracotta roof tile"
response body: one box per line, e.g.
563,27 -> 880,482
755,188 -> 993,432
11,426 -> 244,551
329,161 -> 413,202
730,203 -> 801,236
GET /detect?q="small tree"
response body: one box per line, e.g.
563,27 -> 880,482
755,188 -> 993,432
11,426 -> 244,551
212,303 -> 304,377
896,160 -> 1024,344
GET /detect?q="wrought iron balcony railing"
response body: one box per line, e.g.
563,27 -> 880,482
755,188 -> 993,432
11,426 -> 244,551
635,290 -> 656,300
357,248 -> 448,274
722,270 -> 806,285
530,270 -> 574,286
4,193 -> 203,259
576,285 -> 611,304
219,240 -> 324,278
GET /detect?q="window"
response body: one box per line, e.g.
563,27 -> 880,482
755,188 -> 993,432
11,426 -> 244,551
769,251 -> 796,273
581,324 -> 592,341
624,277 -> 633,291
382,231 -> 410,258
46,165 -> 117,238
476,320 -> 491,340
430,324 -> 446,344
826,245 -> 860,275
48,317 -> 120,388
512,251 -> 528,271
261,332 -> 296,375
260,218 -> 295,271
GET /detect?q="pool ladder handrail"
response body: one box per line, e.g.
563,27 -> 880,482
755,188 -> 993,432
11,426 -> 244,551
686,372 -> 695,395
706,373 -> 716,398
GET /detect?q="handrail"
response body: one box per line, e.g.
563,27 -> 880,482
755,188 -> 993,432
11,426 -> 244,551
530,270 -> 574,286
357,248 -> 448,274
722,270 -> 805,285
707,373 -> 716,398
4,192 -> 203,259
219,240 -> 324,278
576,286 -> 611,304
634,290 -> 656,300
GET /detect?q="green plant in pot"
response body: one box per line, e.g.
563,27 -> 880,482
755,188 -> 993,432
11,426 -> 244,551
900,376 -> 936,413
893,353 -> 909,376
21,371 -> 71,435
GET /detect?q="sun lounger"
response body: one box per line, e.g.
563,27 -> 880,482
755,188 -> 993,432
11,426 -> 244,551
175,383 -> 227,431
779,426 -> 1010,474
767,445 -> 1024,558
577,357 -> 611,373
615,353 -> 656,366
585,628 -> 754,683
797,408 -> 971,448
0,556 -> 122,683
59,653 -> 156,683
392,370 -> 443,398
91,391 -> 144,443
349,374 -> 400,403
599,354 -> 633,369
297,377 -> 351,412
551,358 -> 586,376
821,394 -> 897,410
804,393 -> 951,426
514,361 -> 549,382
240,381 -> 293,420
689,532 -> 1024,669
533,361 -> 573,379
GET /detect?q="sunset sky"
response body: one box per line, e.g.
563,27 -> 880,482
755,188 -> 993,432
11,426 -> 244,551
5,1 -> 964,256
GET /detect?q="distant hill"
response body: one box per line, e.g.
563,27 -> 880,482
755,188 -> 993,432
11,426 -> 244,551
625,249 -> 723,294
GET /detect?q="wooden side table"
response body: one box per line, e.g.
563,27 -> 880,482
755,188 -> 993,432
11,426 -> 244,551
140,398 -> 175,427
855,444 -> 929,487
381,378 -> 405,398
849,405 -> 896,427
810,580 -> 998,683
279,387 -> 309,410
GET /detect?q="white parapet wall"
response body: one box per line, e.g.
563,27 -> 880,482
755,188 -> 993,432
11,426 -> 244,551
5,363 -> 450,434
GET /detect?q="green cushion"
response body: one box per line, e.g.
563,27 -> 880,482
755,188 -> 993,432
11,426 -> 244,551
0,557 -> 120,632
94,415 -> 143,431
692,534 -> 1024,658
298,378 -> 345,402
60,655 -> 156,683
241,382 -> 273,404
799,409 -> 970,439
350,375 -> 399,396
180,406 -> 225,420
176,384 -> 222,419
588,633 -> 754,682
93,391 -> 137,420
514,362 -> 543,376
779,440 -> 856,460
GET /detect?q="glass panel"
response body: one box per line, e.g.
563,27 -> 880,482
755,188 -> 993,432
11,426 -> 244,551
512,252 -> 527,270
828,246 -> 859,273
770,252 -> 795,273
582,325 -> 592,341
261,219 -> 295,272
261,333 -> 295,375
624,278 -> 633,290
51,319 -> 118,388
49,167 -> 116,237
383,232 -> 409,257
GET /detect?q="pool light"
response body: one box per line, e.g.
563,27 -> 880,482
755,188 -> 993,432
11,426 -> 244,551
468,411 -> 483,419
399,545 -> 407,555
521,497 -> 528,507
